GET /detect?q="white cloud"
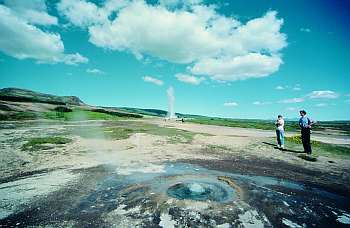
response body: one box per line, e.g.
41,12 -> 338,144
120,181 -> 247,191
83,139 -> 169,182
60,1 -> 286,82
315,103 -> 328,107
191,53 -> 283,81
0,5 -> 88,65
253,101 -> 272,105
88,2 -> 223,64
279,97 -> 304,103
276,84 -> 301,91
86,68 -> 105,74
307,90 -> 339,99
4,0 -> 58,26
142,76 -> 164,86
159,0 -> 203,8
224,102 -> 238,107
300,28 -> 311,33
175,73 -> 205,85
57,0 -> 111,27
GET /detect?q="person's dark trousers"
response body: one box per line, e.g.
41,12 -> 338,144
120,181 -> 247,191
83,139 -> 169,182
276,130 -> 281,146
301,128 -> 312,154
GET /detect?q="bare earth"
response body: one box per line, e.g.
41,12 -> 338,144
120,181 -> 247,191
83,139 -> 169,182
0,119 -> 349,227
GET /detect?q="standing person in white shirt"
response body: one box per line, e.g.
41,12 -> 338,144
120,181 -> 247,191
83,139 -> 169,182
275,115 -> 285,149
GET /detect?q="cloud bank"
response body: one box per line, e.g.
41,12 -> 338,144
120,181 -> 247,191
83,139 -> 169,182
0,3 -> 88,65
58,0 -> 287,81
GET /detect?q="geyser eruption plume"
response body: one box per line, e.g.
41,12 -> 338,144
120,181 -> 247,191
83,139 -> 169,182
167,86 -> 176,119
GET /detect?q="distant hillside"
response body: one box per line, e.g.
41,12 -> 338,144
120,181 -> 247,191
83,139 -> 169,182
0,88 -> 143,120
1,88 -> 348,136
0,88 -> 84,106
117,107 -> 206,119
117,107 -> 168,117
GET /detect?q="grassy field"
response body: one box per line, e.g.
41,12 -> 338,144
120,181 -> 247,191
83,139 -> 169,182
188,117 -> 350,135
68,121 -> 195,143
22,137 -> 72,151
283,135 -> 350,159
0,108 -> 142,121
43,109 -> 123,121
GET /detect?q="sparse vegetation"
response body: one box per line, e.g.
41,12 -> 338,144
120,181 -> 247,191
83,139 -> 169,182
189,117 -> 350,135
206,144 -> 231,151
21,137 -> 72,151
285,135 -> 320,145
68,121 -> 194,143
54,106 -> 73,113
44,109 -> 123,121
92,108 -> 142,118
189,117 -> 296,131
283,135 -> 350,159
0,111 -> 38,121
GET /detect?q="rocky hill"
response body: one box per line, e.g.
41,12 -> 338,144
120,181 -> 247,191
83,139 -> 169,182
0,88 -> 142,120
0,88 -> 85,106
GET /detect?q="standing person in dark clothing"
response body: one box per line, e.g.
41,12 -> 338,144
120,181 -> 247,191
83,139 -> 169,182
298,110 -> 314,154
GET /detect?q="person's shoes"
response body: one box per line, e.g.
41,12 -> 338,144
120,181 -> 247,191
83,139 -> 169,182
281,145 -> 284,150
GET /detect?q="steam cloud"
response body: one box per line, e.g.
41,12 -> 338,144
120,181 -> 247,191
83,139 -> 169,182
167,86 -> 175,119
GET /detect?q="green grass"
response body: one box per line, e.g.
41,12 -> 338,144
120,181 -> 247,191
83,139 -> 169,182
68,121 -> 195,143
189,117 -> 350,135
284,135 -> 350,159
109,123 -> 195,144
285,135 -> 320,145
44,109 -> 123,121
21,136 -> 72,151
0,108 -> 142,121
189,117 -> 299,131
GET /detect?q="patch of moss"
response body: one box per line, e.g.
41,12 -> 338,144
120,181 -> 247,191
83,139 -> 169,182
21,136 -> 72,151
105,128 -> 135,140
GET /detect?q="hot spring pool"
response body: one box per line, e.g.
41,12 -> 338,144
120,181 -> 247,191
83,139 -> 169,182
167,180 -> 235,202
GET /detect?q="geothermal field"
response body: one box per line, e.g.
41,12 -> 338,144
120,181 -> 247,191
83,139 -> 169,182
0,88 -> 350,227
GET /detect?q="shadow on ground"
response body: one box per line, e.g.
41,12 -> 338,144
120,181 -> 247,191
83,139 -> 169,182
262,142 -> 305,153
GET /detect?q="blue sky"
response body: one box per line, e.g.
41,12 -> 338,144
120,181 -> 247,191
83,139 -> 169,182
0,0 -> 349,120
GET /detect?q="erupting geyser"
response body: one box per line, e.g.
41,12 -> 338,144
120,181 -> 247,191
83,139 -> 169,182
167,86 -> 176,119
